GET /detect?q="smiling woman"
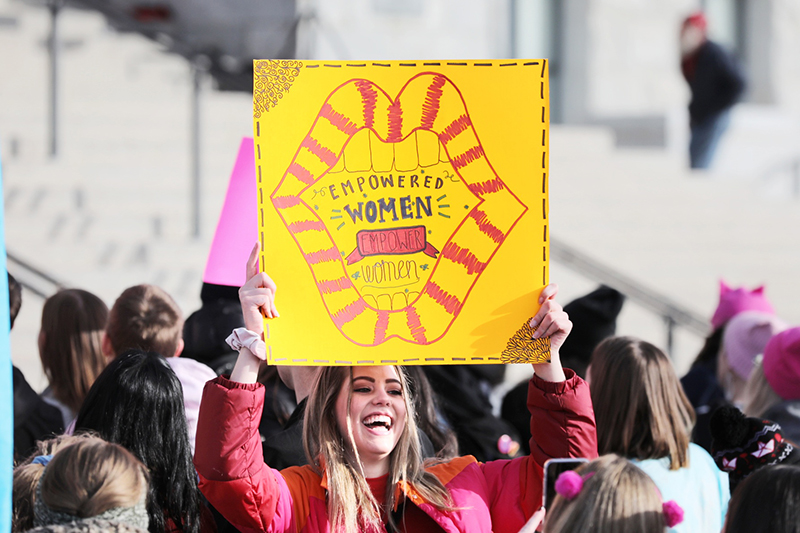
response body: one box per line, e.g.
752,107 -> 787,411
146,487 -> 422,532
193,243 -> 598,533
333,367 -> 407,475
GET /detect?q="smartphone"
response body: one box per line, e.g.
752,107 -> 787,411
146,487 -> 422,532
542,457 -> 589,510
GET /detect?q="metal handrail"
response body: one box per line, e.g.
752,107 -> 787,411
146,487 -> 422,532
7,250 -> 66,299
5,237 -> 709,352
550,237 -> 709,354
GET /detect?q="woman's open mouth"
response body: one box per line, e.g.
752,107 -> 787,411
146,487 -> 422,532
362,414 -> 393,434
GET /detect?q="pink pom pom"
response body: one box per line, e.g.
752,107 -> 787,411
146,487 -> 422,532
554,470 -> 583,500
662,500 -> 684,528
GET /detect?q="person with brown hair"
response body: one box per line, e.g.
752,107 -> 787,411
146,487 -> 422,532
103,284 -> 215,451
589,336 -> 730,533
13,435 -> 149,533
104,284 -> 185,359
29,437 -> 150,532
194,244 -> 597,533
539,454 -> 683,533
13,434 -> 91,532
38,289 -> 109,428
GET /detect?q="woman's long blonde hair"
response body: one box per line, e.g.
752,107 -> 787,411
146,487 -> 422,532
743,359 -> 782,417
38,437 -> 149,520
13,435 -> 93,532
303,366 -> 453,533
545,455 -> 666,533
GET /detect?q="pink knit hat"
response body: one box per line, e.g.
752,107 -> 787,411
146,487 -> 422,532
722,311 -> 787,381
711,280 -> 775,330
763,327 -> 800,401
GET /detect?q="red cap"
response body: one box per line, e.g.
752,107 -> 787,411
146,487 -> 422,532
683,12 -> 708,32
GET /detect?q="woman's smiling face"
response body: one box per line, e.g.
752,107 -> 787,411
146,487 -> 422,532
335,365 -> 407,477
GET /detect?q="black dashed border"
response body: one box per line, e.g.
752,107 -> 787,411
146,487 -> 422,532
255,59 -> 549,364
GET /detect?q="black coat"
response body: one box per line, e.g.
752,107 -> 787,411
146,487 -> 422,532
684,40 -> 746,125
13,366 -> 63,462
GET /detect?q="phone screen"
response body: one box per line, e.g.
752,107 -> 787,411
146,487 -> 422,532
543,458 -> 588,510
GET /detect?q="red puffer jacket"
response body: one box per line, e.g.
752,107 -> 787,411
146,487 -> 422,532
195,370 -> 596,533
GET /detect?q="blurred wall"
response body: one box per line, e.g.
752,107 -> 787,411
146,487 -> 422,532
298,0 -> 800,146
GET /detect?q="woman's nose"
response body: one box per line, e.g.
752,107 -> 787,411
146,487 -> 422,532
373,389 -> 391,405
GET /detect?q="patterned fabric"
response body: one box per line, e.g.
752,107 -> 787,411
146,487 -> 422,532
33,475 -> 149,531
26,518 -> 147,533
710,406 -> 800,491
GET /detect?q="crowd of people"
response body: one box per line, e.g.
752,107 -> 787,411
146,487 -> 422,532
9,232 -> 800,533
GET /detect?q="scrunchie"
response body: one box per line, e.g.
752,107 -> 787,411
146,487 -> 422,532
226,328 -> 267,361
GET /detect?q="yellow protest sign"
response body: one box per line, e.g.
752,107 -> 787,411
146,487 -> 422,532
254,59 -> 550,365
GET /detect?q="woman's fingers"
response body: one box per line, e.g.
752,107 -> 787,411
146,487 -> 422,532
240,242 -> 280,333
529,296 -> 572,351
529,297 -> 561,329
245,242 -> 260,281
538,283 -> 559,304
533,311 -> 571,339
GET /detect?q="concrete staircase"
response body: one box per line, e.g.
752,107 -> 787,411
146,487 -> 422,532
548,123 -> 800,376
1,0 -> 251,388
3,0 -> 800,391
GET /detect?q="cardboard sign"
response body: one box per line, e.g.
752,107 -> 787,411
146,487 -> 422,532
253,60 -> 550,365
203,137 -> 257,287
0,144 -> 12,521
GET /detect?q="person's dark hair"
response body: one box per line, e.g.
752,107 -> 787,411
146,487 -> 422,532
691,327 -> 724,368
8,273 -> 21,329
724,465 -> 800,533
403,366 -> 458,459
590,336 -> 695,470
74,350 -> 200,533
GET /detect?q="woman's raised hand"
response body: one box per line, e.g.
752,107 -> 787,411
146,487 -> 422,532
239,242 -> 279,337
529,283 -> 572,382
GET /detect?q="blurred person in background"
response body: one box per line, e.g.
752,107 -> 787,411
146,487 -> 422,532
103,284 -> 216,452
9,272 -> 64,461
742,326 -> 800,444
716,311 -> 786,407
681,281 -> 775,451
38,288 -> 109,429
680,12 -> 746,169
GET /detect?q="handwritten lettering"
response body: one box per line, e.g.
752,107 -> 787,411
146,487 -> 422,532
361,259 -> 420,285
343,196 -> 433,224
334,174 -> 444,197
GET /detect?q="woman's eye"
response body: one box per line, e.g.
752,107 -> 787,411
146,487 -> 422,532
388,389 -> 403,396
353,387 -> 371,393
